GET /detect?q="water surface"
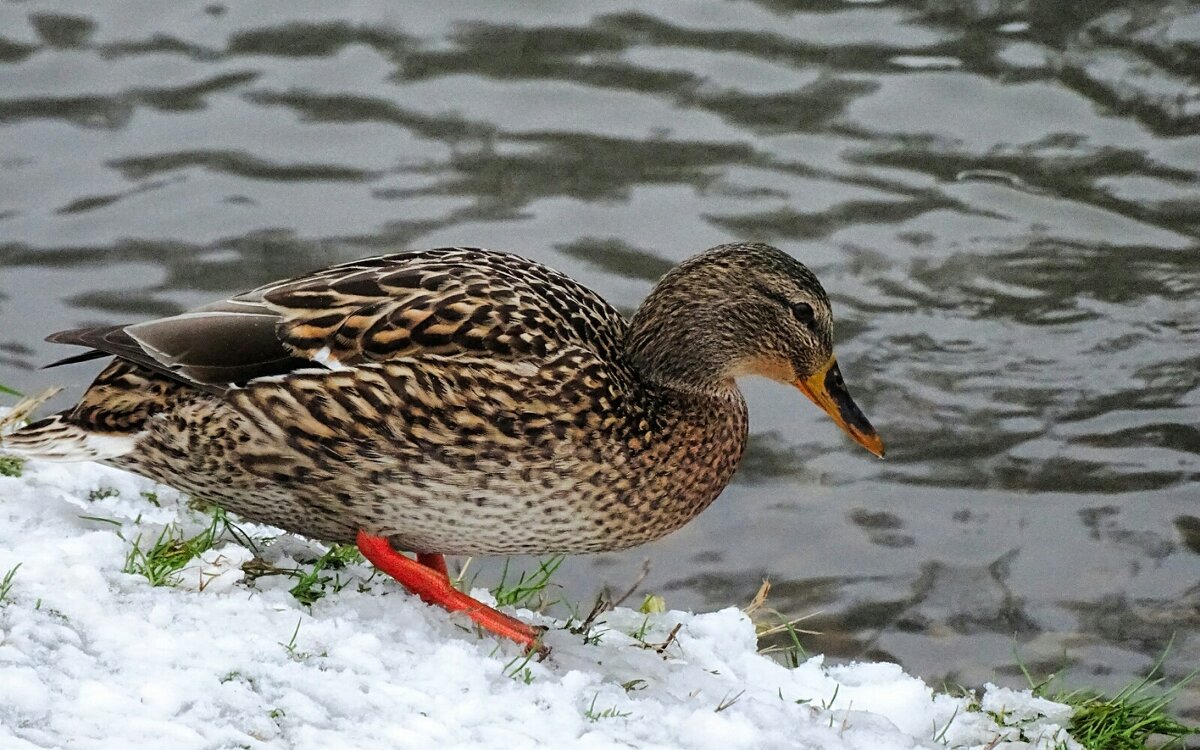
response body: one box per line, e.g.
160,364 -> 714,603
2,0 -> 1199,714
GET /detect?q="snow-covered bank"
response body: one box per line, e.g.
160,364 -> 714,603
0,456 -> 1080,749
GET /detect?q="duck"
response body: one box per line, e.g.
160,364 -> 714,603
1,242 -> 883,652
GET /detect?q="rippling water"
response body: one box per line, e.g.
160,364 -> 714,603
2,0 -> 1199,715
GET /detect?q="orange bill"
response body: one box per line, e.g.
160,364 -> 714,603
793,356 -> 884,458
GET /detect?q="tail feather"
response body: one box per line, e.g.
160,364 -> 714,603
2,366 -> 170,464
1,413 -> 140,462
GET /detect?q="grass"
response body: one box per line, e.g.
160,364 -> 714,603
1059,686 -> 1195,750
241,542 -> 364,605
1018,649 -> 1198,750
87,487 -> 120,502
502,648 -> 538,684
757,611 -> 814,669
0,455 -> 23,477
933,705 -> 958,743
0,563 -> 19,605
745,579 -> 818,669
491,555 -> 564,609
563,591 -> 619,646
288,544 -> 363,606
584,692 -> 631,722
86,483 -> 368,606
278,618 -> 308,660
0,380 -> 25,477
122,508 -> 230,587
715,689 -> 745,713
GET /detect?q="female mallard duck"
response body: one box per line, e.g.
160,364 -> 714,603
3,242 -> 882,650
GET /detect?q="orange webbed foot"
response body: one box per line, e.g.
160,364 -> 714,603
357,531 -> 547,657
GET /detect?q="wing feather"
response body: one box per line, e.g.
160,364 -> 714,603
257,248 -> 627,366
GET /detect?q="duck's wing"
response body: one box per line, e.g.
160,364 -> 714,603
45,247 -> 628,396
256,247 -> 627,368
45,307 -> 310,396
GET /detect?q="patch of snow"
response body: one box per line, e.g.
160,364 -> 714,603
0,442 -> 1081,748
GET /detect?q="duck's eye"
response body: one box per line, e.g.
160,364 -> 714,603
791,302 -> 815,326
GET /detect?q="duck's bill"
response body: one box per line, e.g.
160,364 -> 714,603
793,356 -> 885,458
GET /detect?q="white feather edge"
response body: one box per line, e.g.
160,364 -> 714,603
1,424 -> 145,462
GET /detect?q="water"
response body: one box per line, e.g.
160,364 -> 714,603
2,0 -> 1199,715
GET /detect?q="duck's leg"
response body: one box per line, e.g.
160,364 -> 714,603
415,552 -> 448,578
356,531 -> 545,654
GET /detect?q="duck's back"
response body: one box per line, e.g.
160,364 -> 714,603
245,247 -> 630,370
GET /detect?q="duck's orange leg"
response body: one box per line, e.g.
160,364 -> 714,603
415,552 -> 448,578
356,531 -> 544,654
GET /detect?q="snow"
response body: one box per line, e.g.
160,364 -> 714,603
0,442 -> 1080,749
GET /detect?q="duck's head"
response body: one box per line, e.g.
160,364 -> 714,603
626,242 -> 884,458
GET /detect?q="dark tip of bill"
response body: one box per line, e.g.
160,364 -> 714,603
825,362 -> 880,438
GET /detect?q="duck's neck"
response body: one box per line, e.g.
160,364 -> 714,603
624,281 -> 747,397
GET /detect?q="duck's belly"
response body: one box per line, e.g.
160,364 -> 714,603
111,410 -> 738,557
107,364 -> 747,555
114,446 -> 707,555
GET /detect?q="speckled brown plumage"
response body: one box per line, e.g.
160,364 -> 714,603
7,243 -> 882,557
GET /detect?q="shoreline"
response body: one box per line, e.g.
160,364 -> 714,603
0,452 -> 1080,749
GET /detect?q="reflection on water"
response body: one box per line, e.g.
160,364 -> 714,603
2,0 -> 1198,715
